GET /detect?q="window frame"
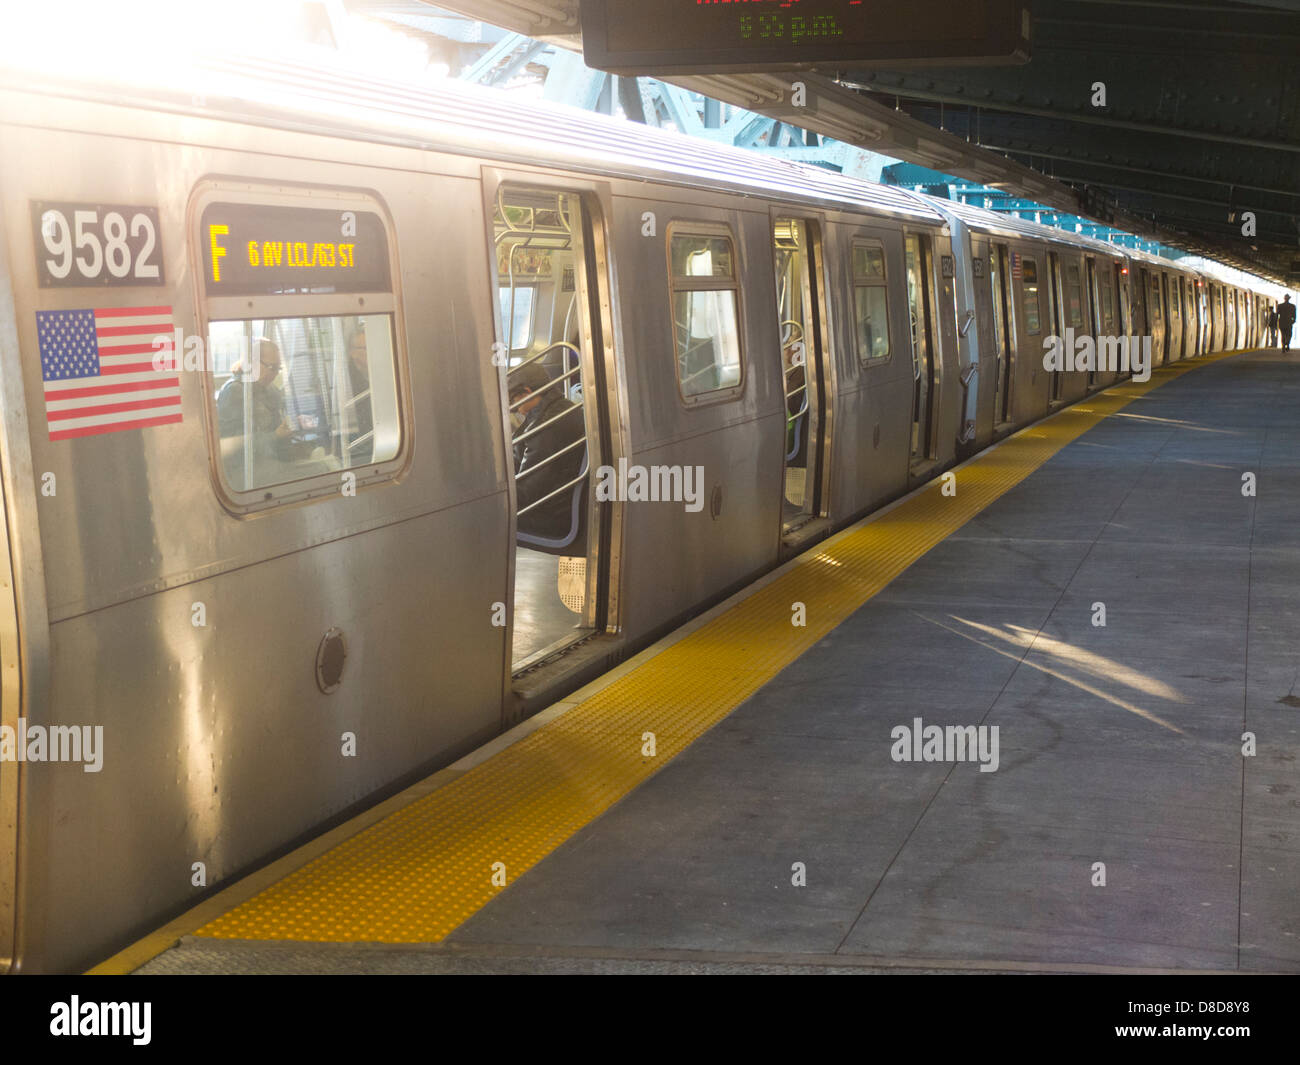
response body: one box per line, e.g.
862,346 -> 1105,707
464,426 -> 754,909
666,221 -> 746,407
1020,256 -> 1042,336
849,237 -> 892,366
1065,262 -> 1085,329
188,179 -> 411,515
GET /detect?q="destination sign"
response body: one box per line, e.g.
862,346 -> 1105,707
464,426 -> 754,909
580,0 -> 1033,75
199,203 -> 391,297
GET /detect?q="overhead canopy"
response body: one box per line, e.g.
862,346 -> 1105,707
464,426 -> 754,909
414,0 -> 1298,286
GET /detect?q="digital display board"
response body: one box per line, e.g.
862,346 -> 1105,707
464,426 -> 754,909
580,0 -> 1032,75
199,203 -> 391,297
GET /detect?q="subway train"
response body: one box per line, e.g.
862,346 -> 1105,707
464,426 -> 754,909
0,53 -> 1280,972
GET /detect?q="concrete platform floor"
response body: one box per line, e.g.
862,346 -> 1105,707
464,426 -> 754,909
141,350 -> 1300,974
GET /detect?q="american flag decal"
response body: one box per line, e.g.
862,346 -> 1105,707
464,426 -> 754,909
1011,252 -> 1023,281
36,306 -> 182,441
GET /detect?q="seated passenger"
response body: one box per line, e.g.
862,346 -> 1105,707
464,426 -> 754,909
215,338 -> 291,489
282,349 -> 333,455
509,361 -> 587,549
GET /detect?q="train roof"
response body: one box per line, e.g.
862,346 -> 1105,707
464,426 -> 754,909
3,51 -> 945,225
941,198 -> 1119,256
0,48 -> 1271,293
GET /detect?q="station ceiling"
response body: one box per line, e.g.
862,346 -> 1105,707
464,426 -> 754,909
415,0 -> 1300,285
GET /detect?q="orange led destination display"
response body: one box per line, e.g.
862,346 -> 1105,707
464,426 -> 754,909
580,0 -> 1032,75
200,203 -> 391,297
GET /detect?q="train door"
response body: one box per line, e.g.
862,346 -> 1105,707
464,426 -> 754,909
1118,265 -> 1132,341
905,233 -> 938,470
494,184 -> 612,673
990,243 -> 1015,424
1085,256 -> 1102,387
1146,270 -> 1164,363
1198,281 -> 1209,353
1160,274 -> 1173,363
772,217 -> 831,543
1176,277 -> 1188,359
1047,251 -> 1065,403
1167,275 -> 1181,362
1133,269 -> 1154,348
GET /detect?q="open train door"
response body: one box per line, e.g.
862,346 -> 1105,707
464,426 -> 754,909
1047,251 -> 1066,404
485,176 -> 621,700
771,215 -> 833,551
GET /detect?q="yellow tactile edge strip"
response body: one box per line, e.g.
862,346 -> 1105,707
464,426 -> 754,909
88,351 -> 1248,972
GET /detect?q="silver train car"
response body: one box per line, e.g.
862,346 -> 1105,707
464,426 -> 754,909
0,55 -> 1276,972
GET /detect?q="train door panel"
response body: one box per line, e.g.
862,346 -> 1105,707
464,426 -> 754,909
1047,251 -> 1065,404
1012,249 -> 1047,416
968,237 -> 997,442
1093,260 -> 1122,386
1117,264 -> 1131,346
1213,285 -> 1224,350
1144,270 -> 1164,362
1061,254 -> 1087,400
904,232 -> 938,472
990,242 -> 1016,425
1198,281 -> 1209,354
1174,277 -> 1187,360
1160,274 -> 1172,363
492,183 -> 614,675
1168,275 -> 1182,362
1085,256 -> 1102,388
772,216 -> 832,544
1131,267 -> 1148,341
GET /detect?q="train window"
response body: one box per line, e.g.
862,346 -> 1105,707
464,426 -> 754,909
1021,257 -> 1041,335
1150,276 -> 1162,321
1065,264 -> 1084,328
668,226 -> 744,402
1101,277 -> 1115,330
851,241 -> 891,362
192,183 -> 407,510
209,315 -> 399,492
498,286 -> 536,351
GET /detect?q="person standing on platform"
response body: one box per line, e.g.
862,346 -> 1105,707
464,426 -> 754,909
1279,295 -> 1296,352
1266,304 -> 1279,347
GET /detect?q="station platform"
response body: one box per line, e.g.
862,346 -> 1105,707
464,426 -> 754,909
98,346 -> 1300,975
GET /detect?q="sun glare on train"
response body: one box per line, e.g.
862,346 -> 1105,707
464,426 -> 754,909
0,0 -> 434,86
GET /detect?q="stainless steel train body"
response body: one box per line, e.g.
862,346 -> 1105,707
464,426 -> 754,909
0,57 -> 1274,971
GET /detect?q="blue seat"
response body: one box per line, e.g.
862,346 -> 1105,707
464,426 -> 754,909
517,447 -> 589,556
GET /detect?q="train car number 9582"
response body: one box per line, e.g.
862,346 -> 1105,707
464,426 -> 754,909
30,201 -> 165,287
